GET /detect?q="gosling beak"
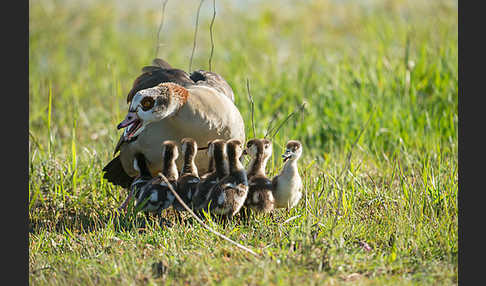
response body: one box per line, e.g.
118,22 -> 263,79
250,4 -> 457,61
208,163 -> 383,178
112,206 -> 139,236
282,150 -> 293,162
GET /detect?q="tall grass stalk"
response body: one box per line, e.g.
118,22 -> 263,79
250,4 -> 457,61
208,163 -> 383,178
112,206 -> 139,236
71,119 -> 77,194
47,81 -> 52,156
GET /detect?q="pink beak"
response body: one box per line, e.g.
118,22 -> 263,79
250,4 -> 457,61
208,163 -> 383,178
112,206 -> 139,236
117,112 -> 138,130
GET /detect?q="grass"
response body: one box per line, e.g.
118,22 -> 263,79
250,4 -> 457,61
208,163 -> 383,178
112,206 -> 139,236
29,0 -> 457,284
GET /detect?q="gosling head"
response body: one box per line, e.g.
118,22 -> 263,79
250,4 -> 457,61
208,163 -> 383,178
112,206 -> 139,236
282,140 -> 302,163
181,137 -> 198,159
244,138 -> 272,159
210,139 -> 229,176
181,137 -> 198,176
162,140 -> 179,162
226,139 -> 244,163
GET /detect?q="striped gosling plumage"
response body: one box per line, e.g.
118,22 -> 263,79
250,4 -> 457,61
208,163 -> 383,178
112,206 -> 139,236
191,139 -> 229,211
173,138 -> 200,211
202,139 -> 249,220
243,138 -> 275,213
135,140 -> 179,213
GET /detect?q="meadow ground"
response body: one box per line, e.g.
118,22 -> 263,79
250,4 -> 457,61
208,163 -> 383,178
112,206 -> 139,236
29,0 -> 458,284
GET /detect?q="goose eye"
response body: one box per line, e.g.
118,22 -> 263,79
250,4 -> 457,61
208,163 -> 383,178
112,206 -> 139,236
141,97 -> 154,111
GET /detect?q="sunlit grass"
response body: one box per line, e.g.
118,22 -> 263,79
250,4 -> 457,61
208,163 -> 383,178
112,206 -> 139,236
29,0 -> 457,284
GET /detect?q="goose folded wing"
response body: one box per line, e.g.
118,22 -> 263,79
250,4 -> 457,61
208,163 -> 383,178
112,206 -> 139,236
102,155 -> 134,189
190,70 -> 235,102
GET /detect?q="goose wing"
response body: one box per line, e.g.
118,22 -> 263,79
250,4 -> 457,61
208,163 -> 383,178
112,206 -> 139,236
190,70 -> 235,102
102,155 -> 134,189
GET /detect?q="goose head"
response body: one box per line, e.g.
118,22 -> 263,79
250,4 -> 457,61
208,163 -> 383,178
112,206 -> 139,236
244,138 -> 272,160
282,140 -> 302,163
117,82 -> 189,141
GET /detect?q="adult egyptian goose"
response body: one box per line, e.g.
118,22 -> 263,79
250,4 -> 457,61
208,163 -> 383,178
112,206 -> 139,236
134,140 -> 179,213
191,139 -> 228,211
202,139 -> 249,220
102,58 -> 245,190
243,138 -> 275,213
173,138 -> 200,212
271,140 -> 303,209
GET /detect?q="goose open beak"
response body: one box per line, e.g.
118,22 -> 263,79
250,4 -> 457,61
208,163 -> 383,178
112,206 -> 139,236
117,112 -> 143,140
117,112 -> 139,129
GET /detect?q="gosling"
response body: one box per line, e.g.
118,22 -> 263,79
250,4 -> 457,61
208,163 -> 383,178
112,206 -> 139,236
202,139 -> 249,220
243,138 -> 275,213
271,140 -> 303,209
135,140 -> 179,213
191,139 -> 229,211
173,138 -> 200,211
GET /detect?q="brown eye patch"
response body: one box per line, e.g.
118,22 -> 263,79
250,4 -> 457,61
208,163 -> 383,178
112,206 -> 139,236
156,96 -> 169,108
141,97 -> 154,111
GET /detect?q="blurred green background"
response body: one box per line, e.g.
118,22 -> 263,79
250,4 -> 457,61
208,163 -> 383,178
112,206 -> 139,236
29,0 -> 457,162
29,0 -> 457,284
